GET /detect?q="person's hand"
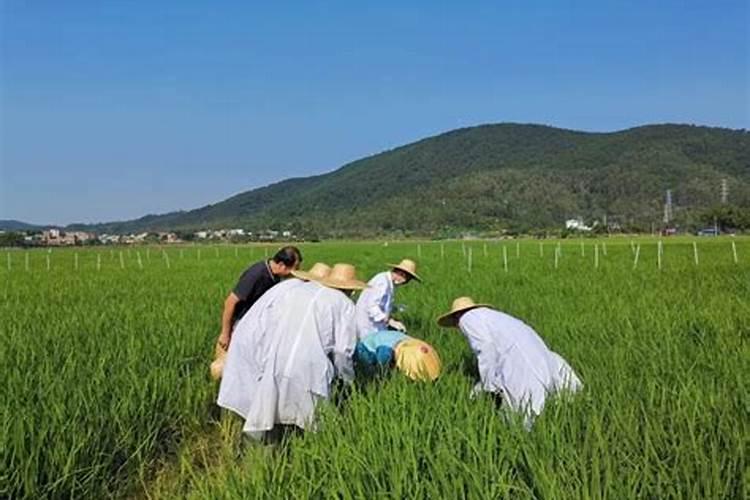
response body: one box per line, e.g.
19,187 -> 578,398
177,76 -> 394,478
388,319 -> 406,332
217,331 -> 230,351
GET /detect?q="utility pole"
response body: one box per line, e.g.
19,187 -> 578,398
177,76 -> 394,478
663,189 -> 673,226
721,178 -> 728,204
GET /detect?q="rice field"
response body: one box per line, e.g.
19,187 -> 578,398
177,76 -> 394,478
2,238 -> 748,498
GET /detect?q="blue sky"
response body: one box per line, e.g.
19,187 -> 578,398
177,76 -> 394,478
1,1 -> 748,225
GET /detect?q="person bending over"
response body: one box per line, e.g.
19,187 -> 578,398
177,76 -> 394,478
217,245 -> 301,350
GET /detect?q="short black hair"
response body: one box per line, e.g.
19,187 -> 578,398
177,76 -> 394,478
272,246 -> 302,267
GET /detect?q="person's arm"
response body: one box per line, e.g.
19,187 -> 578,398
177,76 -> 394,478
218,292 -> 240,349
219,265 -> 259,348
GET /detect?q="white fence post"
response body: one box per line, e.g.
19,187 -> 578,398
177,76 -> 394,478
554,245 -> 560,269
657,241 -> 663,270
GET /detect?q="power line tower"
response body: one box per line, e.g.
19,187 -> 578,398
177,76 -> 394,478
721,178 -> 728,204
663,189 -> 673,225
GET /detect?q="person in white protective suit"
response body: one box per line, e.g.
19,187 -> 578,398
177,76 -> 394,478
220,263 -> 366,439
216,263 -> 331,405
437,297 -> 583,426
355,258 -> 421,337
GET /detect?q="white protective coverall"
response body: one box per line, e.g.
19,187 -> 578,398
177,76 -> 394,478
221,282 -> 358,435
458,307 -> 582,420
355,271 -> 394,337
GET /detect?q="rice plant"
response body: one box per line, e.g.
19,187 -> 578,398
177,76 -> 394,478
1,238 -> 747,498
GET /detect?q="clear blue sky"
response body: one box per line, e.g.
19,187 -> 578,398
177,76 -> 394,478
1,1 -> 748,225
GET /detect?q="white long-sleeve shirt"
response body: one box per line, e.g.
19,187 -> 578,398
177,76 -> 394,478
223,283 -> 358,434
355,271 -> 394,337
458,307 -> 582,419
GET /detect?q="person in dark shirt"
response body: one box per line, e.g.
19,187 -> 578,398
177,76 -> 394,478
218,246 -> 302,350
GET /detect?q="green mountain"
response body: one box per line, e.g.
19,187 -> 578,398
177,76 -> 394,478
0,220 -> 50,232
79,123 -> 750,237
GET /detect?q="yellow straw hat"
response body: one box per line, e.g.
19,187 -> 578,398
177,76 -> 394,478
436,296 -> 491,328
319,263 -> 367,290
291,262 -> 331,282
386,258 -> 422,282
210,342 -> 227,380
394,338 -> 442,381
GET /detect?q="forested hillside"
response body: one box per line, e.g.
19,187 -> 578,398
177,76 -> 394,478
77,123 -> 750,237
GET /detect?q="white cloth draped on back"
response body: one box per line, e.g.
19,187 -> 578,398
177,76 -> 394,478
218,281 -> 358,435
458,307 -> 582,419
217,278 -> 305,420
355,271 -> 394,337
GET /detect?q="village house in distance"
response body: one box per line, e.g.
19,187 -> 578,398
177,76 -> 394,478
3,228 -> 298,247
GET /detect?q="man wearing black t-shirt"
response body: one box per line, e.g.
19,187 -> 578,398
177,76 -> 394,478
218,246 -> 302,350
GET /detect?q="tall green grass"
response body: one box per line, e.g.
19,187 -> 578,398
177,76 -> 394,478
1,239 -> 748,498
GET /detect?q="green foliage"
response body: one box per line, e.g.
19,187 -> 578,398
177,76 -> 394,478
0,232 -> 26,247
1,239 -> 749,498
698,204 -> 750,231
82,124 -> 750,237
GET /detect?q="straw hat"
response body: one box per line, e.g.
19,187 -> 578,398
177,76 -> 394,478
210,342 -> 227,380
291,262 -> 331,282
394,338 -> 442,381
387,258 -> 422,282
436,296 -> 491,328
319,263 -> 367,290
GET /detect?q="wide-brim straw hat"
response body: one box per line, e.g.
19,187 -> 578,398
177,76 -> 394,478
319,263 -> 367,290
394,338 -> 441,381
436,296 -> 491,328
387,258 -> 422,282
291,262 -> 331,282
210,342 -> 227,380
